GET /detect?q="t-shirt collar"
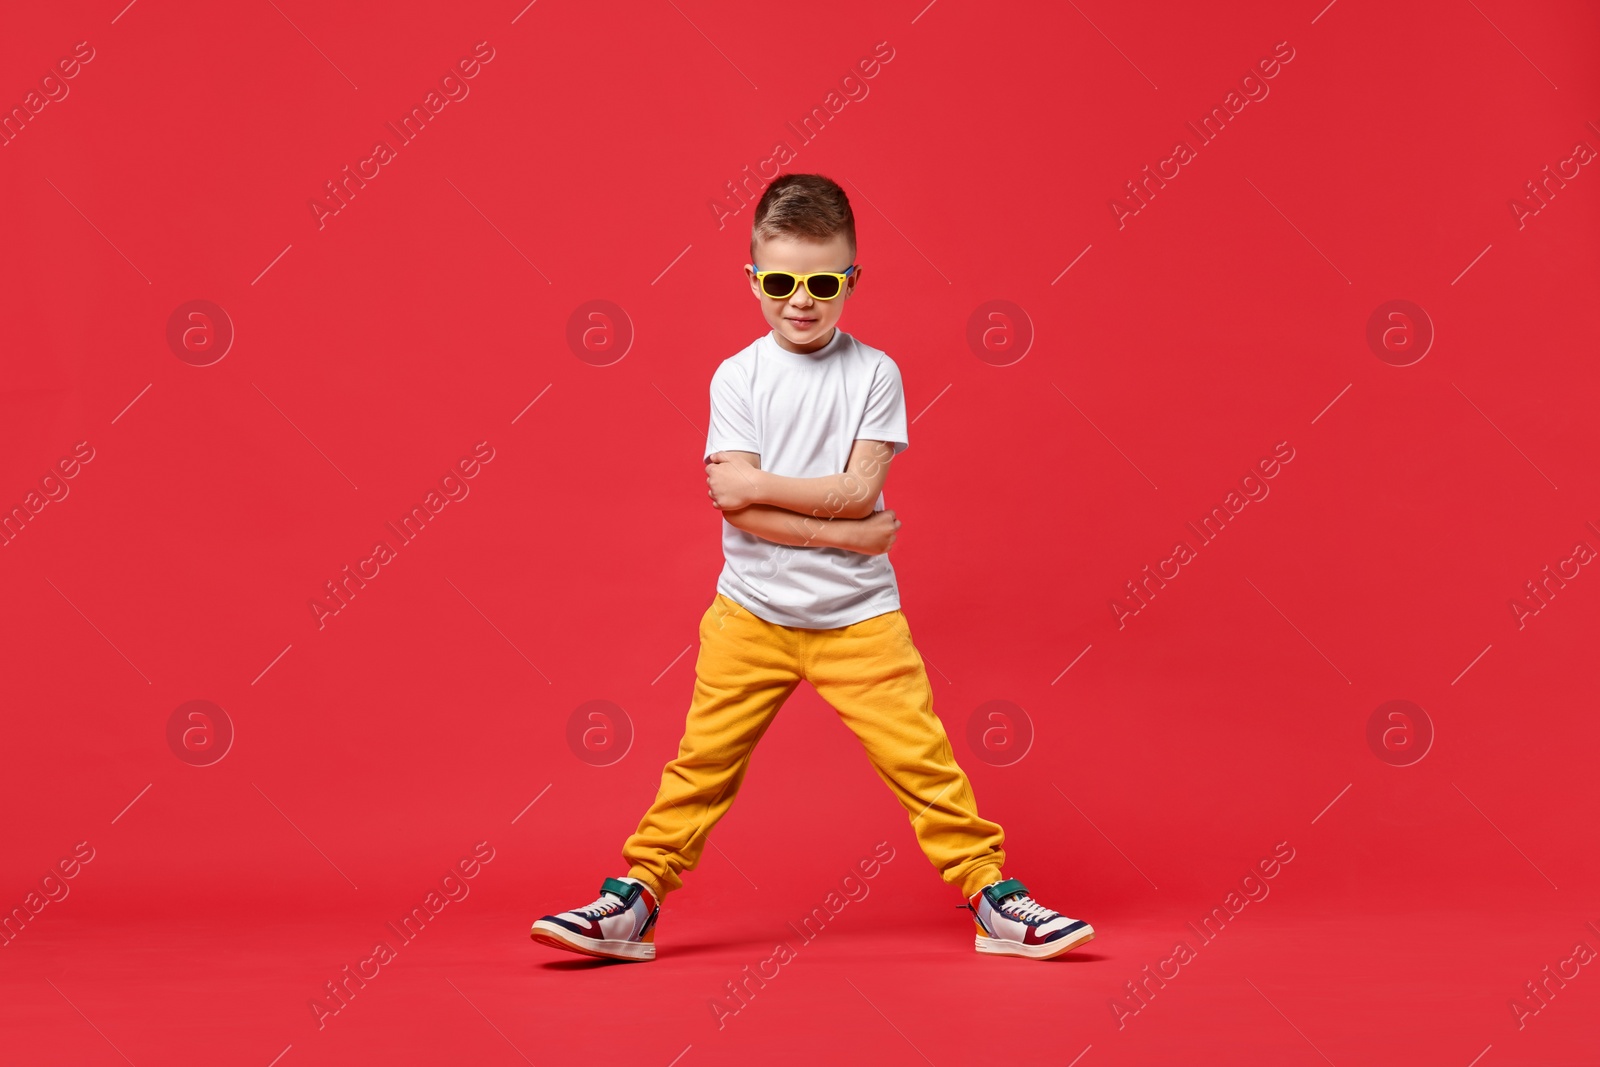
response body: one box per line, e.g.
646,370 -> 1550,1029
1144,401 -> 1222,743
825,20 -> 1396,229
765,326 -> 847,361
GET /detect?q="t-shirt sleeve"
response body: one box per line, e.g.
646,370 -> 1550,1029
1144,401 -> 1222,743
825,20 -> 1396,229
705,360 -> 761,464
856,354 -> 909,456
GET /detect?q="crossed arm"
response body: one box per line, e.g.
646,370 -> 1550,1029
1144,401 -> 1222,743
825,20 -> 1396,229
707,440 -> 897,553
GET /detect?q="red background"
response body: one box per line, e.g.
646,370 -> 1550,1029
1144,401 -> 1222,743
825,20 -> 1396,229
2,1 -> 1597,1064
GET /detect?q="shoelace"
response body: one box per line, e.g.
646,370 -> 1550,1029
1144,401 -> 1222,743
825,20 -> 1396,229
575,895 -> 625,919
999,894 -> 1059,926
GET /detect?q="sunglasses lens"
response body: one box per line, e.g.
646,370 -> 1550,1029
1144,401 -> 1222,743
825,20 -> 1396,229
806,274 -> 842,299
761,273 -> 797,298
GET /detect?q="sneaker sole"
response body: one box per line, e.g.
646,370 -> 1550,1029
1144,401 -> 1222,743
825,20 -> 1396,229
530,920 -> 656,962
975,926 -> 1095,959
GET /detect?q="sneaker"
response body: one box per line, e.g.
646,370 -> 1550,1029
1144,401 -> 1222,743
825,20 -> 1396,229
530,876 -> 659,962
961,877 -> 1094,959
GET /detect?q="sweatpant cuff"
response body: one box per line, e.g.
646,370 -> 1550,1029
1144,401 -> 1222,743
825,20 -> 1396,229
962,866 -> 1006,899
626,868 -> 667,906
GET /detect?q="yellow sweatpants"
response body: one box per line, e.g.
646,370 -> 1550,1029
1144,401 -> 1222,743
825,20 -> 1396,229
623,593 -> 1008,902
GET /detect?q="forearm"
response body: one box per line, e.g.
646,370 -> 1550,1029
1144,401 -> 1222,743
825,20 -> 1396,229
750,469 -> 877,520
722,503 -> 862,551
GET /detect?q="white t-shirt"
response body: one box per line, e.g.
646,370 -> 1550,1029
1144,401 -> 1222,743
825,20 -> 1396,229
704,327 -> 910,629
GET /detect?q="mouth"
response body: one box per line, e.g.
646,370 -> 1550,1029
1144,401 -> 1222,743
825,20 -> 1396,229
785,317 -> 818,328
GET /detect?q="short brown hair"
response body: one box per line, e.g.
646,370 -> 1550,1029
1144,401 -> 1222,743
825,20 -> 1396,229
750,173 -> 856,263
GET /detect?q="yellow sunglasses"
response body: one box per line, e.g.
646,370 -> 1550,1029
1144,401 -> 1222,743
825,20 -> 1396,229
750,264 -> 857,301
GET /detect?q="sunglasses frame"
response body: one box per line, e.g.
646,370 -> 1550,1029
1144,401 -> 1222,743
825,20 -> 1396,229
749,263 -> 857,301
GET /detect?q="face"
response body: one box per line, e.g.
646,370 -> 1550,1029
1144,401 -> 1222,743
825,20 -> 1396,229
746,232 -> 860,354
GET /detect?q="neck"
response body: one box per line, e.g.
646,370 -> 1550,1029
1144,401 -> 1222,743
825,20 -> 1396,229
776,325 -> 836,354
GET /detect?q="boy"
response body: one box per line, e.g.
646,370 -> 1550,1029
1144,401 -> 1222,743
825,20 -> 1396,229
530,173 -> 1093,962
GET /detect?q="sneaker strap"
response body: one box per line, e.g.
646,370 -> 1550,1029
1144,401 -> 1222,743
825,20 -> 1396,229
981,877 -> 1029,908
601,876 -> 641,907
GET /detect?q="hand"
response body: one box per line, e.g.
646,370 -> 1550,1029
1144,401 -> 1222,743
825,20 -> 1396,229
705,452 -> 762,510
852,509 -> 901,555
